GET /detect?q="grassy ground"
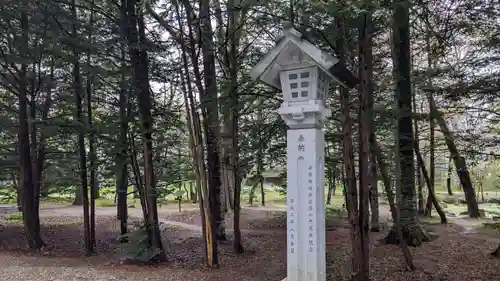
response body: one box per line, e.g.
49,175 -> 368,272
2,183 -> 500,220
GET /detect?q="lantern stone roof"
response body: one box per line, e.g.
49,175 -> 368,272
250,22 -> 359,90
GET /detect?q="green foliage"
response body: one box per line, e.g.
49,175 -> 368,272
95,198 -> 117,207
441,196 -> 461,205
156,183 -> 178,201
47,186 -> 78,198
41,196 -> 73,205
0,188 -> 17,204
482,222 -> 500,232
4,212 -> 23,222
119,222 -> 162,263
325,206 -> 347,219
99,187 -> 116,198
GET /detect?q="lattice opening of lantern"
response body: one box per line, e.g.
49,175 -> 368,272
317,71 -> 329,103
285,69 -> 312,101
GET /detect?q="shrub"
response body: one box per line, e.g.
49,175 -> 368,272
487,198 -> 500,204
0,189 -> 17,204
95,199 -> 116,207
118,222 -> 162,263
325,207 -> 347,219
5,212 -> 23,222
442,196 -> 460,204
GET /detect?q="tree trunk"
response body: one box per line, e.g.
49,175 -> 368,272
425,191 -> 433,217
249,183 -> 257,205
19,3 -> 44,250
260,181 -> 265,206
425,30 -> 435,218
172,0 -> 217,265
357,10 -> 372,278
372,139 -> 415,270
360,10 -> 379,233
341,163 -> 347,199
86,3 -> 97,249
369,152 -> 380,232
12,171 -> 22,212
414,140 -> 447,223
227,1 -> 245,247
28,84 -> 42,230
197,0 -> 226,243
385,0 -> 429,247
446,155 -> 453,195
34,63 -> 54,199
116,2 -> 129,237
412,67 -> 424,215
256,146 -> 264,207
326,168 -> 335,204
70,0 -> 93,254
189,182 -> 196,203
428,98 -> 480,217
337,13 -> 368,281
125,0 -> 166,261
129,135 -> 148,220
417,165 -> 425,215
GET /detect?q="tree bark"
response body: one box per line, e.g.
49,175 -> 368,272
197,0 -> 226,243
228,2 -> 245,247
337,13 -> 368,281
446,155 -> 453,195
12,171 -> 22,212
116,0 -> 129,237
172,0 -> 217,265
425,30 -> 435,218
125,0 -> 166,261
249,182 -> 258,205
385,0 -> 429,247
357,10 -> 372,279
19,2 -> 45,250
326,168 -> 335,205
360,10 -> 379,233
256,142 -> 264,207
369,152 -> 380,232
70,0 -> 93,254
86,2 -> 97,249
428,98 -> 480,218
34,63 -> 54,199
414,140 -> 447,223
372,139 -> 415,270
411,68 -> 424,215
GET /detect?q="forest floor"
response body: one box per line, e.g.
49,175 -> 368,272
0,203 -> 499,281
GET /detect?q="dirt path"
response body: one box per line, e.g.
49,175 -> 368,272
36,204 -> 286,236
243,205 -> 486,235
4,203 -> 487,236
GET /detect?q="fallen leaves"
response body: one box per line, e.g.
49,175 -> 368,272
0,206 -> 499,281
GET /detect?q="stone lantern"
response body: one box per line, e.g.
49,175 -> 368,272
250,22 -> 358,281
